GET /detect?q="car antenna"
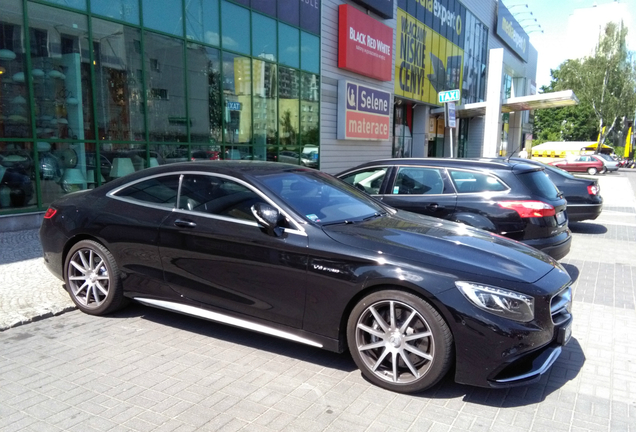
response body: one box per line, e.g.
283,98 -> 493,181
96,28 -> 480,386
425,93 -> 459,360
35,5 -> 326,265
507,146 -> 520,163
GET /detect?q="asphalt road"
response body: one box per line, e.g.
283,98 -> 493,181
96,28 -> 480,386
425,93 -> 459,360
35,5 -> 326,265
1,170 -> 635,432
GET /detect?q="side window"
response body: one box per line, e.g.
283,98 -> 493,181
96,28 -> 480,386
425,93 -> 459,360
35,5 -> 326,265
339,167 -> 388,194
393,167 -> 445,195
114,175 -> 180,207
179,174 -> 264,221
449,170 -> 507,193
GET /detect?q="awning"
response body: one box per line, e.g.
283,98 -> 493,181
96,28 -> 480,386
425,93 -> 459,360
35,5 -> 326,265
431,90 -> 579,118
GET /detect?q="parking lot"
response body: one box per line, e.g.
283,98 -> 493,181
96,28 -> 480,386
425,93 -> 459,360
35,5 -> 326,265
1,171 -> 635,432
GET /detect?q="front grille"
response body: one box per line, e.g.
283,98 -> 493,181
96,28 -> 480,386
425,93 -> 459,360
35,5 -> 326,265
551,285 -> 572,326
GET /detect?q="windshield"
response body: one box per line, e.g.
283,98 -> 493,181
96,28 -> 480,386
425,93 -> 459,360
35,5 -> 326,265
257,170 -> 387,224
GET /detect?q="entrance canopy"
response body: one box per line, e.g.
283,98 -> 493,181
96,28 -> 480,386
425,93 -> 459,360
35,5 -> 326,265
431,90 -> 579,118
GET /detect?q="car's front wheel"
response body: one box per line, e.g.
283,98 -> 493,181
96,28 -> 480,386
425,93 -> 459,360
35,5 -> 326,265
587,167 -> 598,175
347,290 -> 453,393
64,240 -> 127,315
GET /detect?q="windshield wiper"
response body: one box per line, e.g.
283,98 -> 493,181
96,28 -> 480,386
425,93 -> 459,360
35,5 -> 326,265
363,212 -> 385,221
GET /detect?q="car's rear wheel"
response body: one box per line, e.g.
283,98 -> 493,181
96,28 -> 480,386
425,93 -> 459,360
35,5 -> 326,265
587,167 -> 598,175
64,240 -> 127,315
347,290 -> 453,394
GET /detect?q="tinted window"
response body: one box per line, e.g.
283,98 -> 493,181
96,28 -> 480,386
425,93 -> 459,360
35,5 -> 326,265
115,175 -> 180,206
516,171 -> 560,200
179,174 -> 263,221
340,167 -> 388,194
259,171 -> 384,224
394,167 -> 445,195
449,170 -> 507,193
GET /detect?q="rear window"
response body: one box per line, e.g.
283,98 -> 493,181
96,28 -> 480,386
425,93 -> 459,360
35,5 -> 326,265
516,170 -> 560,200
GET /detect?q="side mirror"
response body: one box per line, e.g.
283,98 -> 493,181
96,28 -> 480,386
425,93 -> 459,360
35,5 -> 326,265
251,202 -> 285,237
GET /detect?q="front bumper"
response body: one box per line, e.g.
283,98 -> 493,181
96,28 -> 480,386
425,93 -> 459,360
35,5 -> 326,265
435,268 -> 572,389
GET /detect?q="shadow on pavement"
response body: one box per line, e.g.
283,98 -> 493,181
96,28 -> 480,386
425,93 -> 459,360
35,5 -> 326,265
105,303 -> 357,372
569,222 -> 608,234
104,303 -> 584,406
560,263 -> 580,283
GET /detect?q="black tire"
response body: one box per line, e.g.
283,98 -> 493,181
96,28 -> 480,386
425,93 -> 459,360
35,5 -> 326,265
347,290 -> 453,394
64,240 -> 127,315
587,167 -> 598,175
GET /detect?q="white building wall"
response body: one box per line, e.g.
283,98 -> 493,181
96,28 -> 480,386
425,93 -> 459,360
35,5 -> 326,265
319,0 -> 397,174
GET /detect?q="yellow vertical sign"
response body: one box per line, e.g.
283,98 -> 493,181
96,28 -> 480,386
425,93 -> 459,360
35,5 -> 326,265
395,8 -> 464,105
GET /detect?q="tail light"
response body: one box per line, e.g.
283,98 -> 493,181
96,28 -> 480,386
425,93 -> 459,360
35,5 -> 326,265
587,184 -> 599,195
43,208 -> 57,219
497,201 -> 556,218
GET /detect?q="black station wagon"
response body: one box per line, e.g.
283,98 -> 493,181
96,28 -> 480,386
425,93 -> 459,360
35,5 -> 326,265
337,158 -> 572,260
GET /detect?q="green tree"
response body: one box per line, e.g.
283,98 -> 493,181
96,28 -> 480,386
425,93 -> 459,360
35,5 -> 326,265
550,22 -> 636,152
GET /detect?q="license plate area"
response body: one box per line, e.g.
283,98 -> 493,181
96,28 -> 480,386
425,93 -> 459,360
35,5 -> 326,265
556,211 -> 566,225
557,323 -> 572,345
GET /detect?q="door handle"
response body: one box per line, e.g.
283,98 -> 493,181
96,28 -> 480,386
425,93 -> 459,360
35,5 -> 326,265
174,219 -> 196,228
426,203 -> 440,210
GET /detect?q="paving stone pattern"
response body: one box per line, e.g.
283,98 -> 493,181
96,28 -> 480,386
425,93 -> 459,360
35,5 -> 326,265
1,172 -> 636,431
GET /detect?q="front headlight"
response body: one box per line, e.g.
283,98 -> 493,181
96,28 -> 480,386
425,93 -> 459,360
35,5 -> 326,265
455,281 -> 535,322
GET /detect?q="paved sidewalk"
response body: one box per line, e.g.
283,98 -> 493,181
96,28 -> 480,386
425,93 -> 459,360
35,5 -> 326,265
0,172 -> 635,432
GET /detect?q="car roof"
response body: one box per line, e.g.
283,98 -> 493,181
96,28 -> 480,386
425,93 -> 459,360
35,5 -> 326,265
341,157 -> 542,174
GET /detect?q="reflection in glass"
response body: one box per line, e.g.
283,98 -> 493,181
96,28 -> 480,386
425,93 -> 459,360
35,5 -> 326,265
221,1 -> 250,55
1,0 -> 32,139
142,0 -> 183,36
279,24 -> 299,68
29,3 -> 94,141
300,31 -> 319,74
0,141 -> 35,209
253,60 -> 276,161
279,66 -> 299,153
300,72 -> 318,167
186,0 -> 219,46
41,0 -> 86,11
187,44 -> 222,143
91,0 -> 139,24
252,13 -> 276,61
144,32 -> 187,142
223,52 -> 251,146
93,19 -> 144,141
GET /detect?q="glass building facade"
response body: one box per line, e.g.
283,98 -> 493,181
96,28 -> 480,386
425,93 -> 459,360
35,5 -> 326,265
0,0 -> 320,215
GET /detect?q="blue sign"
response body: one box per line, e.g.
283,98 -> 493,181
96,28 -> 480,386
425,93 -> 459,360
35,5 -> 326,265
346,82 -> 391,115
226,101 -> 241,111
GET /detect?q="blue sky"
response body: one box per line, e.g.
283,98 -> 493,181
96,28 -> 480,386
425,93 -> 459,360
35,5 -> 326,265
502,0 -> 636,89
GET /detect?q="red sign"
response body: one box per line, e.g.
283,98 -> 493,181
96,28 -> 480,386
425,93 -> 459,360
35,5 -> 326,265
338,4 -> 393,82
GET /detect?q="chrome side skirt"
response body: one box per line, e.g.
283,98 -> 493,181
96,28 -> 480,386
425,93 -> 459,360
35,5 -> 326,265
134,298 -> 323,348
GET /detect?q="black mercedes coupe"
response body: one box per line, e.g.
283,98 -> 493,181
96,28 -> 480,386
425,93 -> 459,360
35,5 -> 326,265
39,161 -> 573,393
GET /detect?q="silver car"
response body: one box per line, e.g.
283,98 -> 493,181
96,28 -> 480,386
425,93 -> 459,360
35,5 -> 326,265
595,154 -> 620,172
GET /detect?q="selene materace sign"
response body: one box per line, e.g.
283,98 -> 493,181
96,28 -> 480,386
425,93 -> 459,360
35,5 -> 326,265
337,80 -> 391,140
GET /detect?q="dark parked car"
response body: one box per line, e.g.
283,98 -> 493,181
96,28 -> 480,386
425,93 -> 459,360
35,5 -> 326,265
40,161 -> 573,394
549,154 -> 605,175
501,158 -> 603,222
337,158 -> 572,260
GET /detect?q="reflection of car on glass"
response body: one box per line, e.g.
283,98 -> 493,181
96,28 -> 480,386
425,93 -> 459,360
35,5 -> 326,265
0,155 -> 34,207
337,158 -> 572,260
500,158 -> 603,222
277,151 -> 317,168
40,161 -> 573,394
549,155 -> 606,175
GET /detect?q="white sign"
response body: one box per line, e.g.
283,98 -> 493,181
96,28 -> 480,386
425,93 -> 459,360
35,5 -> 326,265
438,89 -> 460,104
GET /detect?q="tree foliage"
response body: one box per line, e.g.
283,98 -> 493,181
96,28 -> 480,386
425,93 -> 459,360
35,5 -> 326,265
533,22 -> 636,150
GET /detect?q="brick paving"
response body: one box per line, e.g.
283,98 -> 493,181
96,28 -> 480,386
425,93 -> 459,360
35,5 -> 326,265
1,172 -> 635,431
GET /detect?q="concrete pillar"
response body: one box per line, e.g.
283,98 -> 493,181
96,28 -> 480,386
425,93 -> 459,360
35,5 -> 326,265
411,105 -> 429,157
483,48 -> 504,157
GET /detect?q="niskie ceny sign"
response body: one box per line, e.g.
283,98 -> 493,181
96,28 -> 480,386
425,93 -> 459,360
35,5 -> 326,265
338,80 -> 391,140
395,0 -> 466,105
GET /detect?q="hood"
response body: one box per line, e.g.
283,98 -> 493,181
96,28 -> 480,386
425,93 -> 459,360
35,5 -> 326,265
322,211 -> 560,284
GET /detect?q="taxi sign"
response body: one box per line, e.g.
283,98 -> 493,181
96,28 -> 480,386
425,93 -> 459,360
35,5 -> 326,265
438,89 -> 460,104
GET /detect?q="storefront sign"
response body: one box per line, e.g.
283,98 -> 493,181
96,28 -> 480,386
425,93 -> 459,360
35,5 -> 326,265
349,0 -> 394,19
394,6 -> 464,105
496,3 -> 528,62
338,80 -> 391,140
338,4 -> 393,81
